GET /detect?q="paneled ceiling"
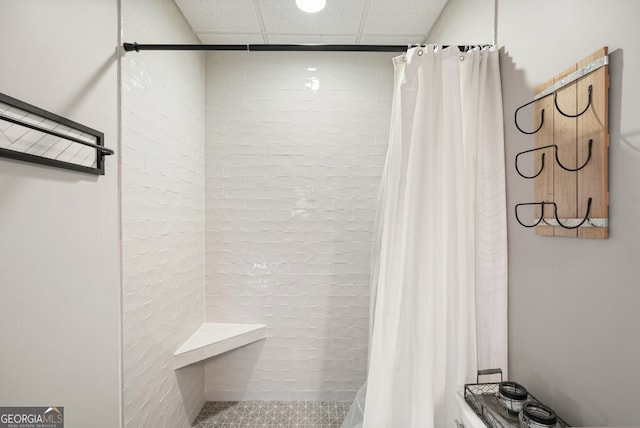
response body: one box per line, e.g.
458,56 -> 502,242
174,0 -> 450,45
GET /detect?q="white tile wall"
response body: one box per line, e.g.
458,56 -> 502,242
122,1 -> 206,427
203,51 -> 395,401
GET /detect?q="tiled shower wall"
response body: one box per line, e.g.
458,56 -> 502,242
204,52 -> 395,401
121,1 -> 205,426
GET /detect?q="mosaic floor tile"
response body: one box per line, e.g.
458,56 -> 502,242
193,401 -> 350,428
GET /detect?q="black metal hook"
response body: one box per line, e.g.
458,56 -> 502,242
547,197 -> 593,229
514,139 -> 593,179
514,99 -> 545,135
514,84 -> 594,135
515,198 -> 593,230
556,139 -> 593,172
554,84 -> 593,118
515,150 -> 546,179
515,202 -> 546,228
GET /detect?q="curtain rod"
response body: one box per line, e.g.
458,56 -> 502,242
122,42 -> 409,53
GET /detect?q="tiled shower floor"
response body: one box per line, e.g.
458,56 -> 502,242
192,401 -> 351,428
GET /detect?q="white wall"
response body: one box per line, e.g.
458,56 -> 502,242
0,2 -> 121,427
499,2 -> 640,426
426,0 -> 495,45
121,1 -> 206,426
203,51 -> 395,401
431,0 -> 640,426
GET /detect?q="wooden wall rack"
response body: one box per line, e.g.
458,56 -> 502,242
514,47 -> 609,239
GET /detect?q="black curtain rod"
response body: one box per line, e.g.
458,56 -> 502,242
123,42 -> 409,53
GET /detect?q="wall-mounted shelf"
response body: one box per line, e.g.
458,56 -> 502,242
513,47 -> 609,239
0,91 -> 113,175
174,323 -> 267,369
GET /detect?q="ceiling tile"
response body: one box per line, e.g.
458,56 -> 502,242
363,0 -> 448,35
358,34 -> 425,45
258,0 -> 366,35
174,0 -> 453,48
198,33 -> 266,44
174,0 -> 262,33
267,34 -> 357,45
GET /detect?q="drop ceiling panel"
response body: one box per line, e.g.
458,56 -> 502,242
363,0 -> 449,35
174,0 -> 262,33
258,0 -> 366,35
172,0 -> 452,47
359,34 -> 425,45
268,34 -> 357,45
199,33 -> 266,44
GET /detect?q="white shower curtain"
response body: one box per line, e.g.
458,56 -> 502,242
360,45 -> 508,428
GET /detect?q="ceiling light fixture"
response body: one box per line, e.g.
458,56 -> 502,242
296,0 -> 326,13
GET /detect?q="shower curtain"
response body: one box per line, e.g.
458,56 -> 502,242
345,45 -> 508,428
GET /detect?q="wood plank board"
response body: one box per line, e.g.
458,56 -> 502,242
530,47 -> 609,238
577,47 -> 609,238
534,77 -> 555,236
551,64 -> 578,238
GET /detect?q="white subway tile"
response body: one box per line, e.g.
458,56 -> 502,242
204,51 -> 392,400
122,6 -> 205,426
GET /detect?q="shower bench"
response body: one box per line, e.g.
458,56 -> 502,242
174,323 -> 267,369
